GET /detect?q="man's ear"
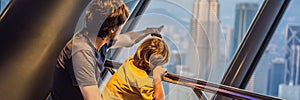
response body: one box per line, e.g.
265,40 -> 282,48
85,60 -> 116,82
109,28 -> 115,34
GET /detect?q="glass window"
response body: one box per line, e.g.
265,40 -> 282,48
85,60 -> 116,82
246,0 -> 300,100
109,0 -> 263,99
0,0 -> 10,14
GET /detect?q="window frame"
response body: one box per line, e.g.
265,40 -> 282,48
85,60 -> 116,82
220,0 -> 290,89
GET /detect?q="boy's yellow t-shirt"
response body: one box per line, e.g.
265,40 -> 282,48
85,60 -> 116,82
102,57 -> 154,100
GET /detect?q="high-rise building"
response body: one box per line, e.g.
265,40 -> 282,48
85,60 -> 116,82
266,58 -> 285,96
252,50 -> 273,94
229,3 -> 259,60
278,84 -> 300,100
224,26 -> 233,62
189,0 -> 220,82
285,25 -> 300,85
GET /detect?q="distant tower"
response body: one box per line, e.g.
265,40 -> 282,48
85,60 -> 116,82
189,0 -> 220,82
285,25 -> 300,85
225,26 -> 233,62
230,3 -> 258,60
267,58 -> 285,96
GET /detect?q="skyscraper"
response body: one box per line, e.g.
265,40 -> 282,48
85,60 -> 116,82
266,58 -> 285,96
285,25 -> 300,85
225,26 -> 233,62
278,84 -> 300,100
189,0 -> 220,82
252,49 -> 273,94
230,3 -> 259,60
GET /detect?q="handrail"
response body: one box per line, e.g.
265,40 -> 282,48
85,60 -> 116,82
163,73 -> 282,100
104,60 -> 282,100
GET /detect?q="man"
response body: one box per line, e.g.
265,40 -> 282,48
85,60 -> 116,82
51,0 -> 129,99
51,0 -> 162,99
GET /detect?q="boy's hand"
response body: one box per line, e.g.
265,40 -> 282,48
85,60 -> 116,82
153,66 -> 167,83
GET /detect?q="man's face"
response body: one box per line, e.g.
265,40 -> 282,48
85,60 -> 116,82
106,26 -> 122,48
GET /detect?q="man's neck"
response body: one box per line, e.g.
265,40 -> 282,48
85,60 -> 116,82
95,37 -> 107,51
82,28 -> 108,51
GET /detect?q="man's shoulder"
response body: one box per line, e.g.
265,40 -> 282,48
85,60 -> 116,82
72,33 -> 95,54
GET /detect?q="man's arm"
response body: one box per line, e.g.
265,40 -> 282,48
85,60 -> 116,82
109,25 -> 164,49
79,85 -> 102,100
72,50 -> 103,100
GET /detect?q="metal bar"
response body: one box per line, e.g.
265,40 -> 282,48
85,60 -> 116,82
220,0 -> 290,89
193,89 -> 209,100
107,68 -> 115,75
240,0 -> 290,89
104,60 -> 123,69
163,73 -> 282,100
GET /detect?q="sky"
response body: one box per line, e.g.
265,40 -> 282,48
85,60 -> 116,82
169,0 -> 263,27
164,0 -> 300,57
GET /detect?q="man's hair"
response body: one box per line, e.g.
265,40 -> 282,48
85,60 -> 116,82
133,37 -> 170,74
86,0 -> 130,38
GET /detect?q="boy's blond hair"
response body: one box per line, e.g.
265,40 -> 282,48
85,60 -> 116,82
133,37 -> 170,74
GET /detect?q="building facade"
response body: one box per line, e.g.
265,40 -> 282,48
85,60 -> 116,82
267,58 -> 285,96
189,0 -> 221,82
285,25 -> 300,85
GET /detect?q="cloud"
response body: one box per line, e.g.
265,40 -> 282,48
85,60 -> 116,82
285,16 -> 296,22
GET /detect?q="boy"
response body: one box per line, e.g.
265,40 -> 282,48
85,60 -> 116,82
102,37 -> 170,100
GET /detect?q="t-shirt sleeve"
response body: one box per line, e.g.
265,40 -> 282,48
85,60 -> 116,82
72,50 -> 97,86
139,86 -> 154,100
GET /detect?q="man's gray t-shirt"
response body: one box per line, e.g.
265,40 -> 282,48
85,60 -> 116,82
52,33 -> 108,100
